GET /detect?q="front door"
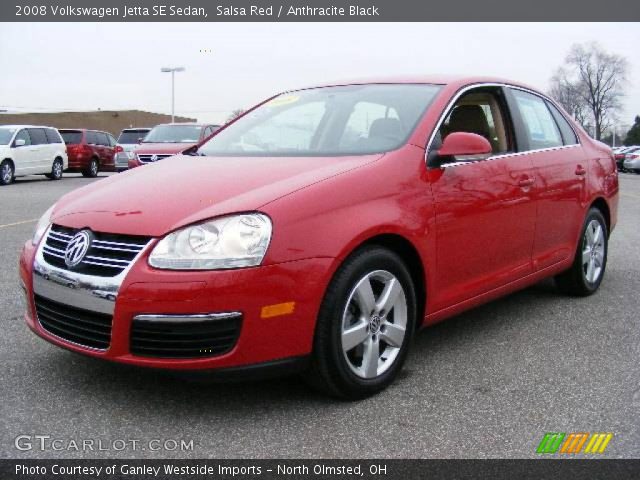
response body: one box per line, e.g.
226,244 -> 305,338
427,86 -> 538,312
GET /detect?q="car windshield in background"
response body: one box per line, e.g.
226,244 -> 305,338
0,127 -> 17,145
198,84 -> 442,157
60,131 -> 83,144
118,130 -> 149,144
143,125 -> 202,143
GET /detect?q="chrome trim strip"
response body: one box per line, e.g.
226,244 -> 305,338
441,144 -> 582,169
33,224 -> 153,315
133,313 -> 242,323
424,82 -> 583,168
93,239 -> 145,249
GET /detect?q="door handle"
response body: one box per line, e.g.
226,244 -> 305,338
575,165 -> 587,176
518,176 -> 535,188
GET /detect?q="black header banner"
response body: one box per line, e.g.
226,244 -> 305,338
2,0 -> 640,22
2,459 -> 640,480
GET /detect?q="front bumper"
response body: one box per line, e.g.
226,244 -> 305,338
20,237 -> 332,371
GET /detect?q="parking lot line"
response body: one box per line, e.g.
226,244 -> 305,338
0,218 -> 37,229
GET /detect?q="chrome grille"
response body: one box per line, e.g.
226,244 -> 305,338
137,153 -> 173,164
42,225 -> 150,277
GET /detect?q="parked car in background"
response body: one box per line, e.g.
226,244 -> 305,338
20,76 -> 618,398
114,128 -> 151,172
60,129 -> 118,177
622,147 -> 640,173
614,146 -> 637,171
0,125 -> 67,186
129,123 -> 219,168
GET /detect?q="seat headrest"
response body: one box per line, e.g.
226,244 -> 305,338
448,105 -> 491,140
369,118 -> 403,140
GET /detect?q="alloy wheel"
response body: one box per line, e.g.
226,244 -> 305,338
341,270 -> 408,379
582,219 -> 605,284
1,163 -> 12,183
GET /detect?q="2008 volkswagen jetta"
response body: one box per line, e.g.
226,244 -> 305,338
19,76 -> 618,398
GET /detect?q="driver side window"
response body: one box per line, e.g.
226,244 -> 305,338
439,89 -> 512,155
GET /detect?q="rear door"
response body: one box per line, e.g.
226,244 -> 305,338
427,86 -> 538,311
506,88 -> 586,270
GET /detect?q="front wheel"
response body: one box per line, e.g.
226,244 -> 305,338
555,208 -> 608,296
45,158 -> 63,180
306,246 -> 416,399
0,160 -> 14,186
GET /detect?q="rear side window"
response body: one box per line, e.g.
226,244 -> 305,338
85,131 -> 99,144
45,129 -> 63,144
95,132 -> 109,146
60,131 -> 83,144
545,101 -> 579,146
511,89 -> 563,150
27,128 -> 48,145
107,134 -> 117,147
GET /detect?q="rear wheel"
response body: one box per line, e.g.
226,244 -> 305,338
82,158 -> 99,178
0,160 -> 14,186
306,246 -> 416,399
45,158 -> 63,180
555,208 -> 608,296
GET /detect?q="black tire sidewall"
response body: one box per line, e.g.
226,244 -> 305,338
315,247 -> 417,398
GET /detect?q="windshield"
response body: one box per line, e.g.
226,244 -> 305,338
198,84 -> 442,157
0,127 -> 17,145
143,125 -> 202,143
60,131 -> 83,144
118,130 -> 149,144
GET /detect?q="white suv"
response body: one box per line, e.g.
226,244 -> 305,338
0,125 -> 68,186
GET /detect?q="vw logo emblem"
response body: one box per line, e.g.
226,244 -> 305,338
369,315 -> 381,334
64,230 -> 92,268
150,154 -> 158,162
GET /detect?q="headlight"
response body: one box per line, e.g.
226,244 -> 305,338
148,213 -> 272,270
32,204 -> 55,246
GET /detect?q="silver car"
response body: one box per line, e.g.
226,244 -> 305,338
115,128 -> 151,171
623,147 -> 640,173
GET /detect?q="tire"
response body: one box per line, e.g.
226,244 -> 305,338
306,246 -> 417,399
45,158 -> 64,180
555,208 -> 608,296
0,160 -> 14,186
82,158 -> 99,178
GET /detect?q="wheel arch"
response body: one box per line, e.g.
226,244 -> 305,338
348,233 -> 427,330
589,197 -> 611,236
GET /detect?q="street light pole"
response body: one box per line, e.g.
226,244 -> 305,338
160,67 -> 185,122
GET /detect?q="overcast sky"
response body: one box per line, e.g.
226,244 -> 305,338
1,22 -> 638,130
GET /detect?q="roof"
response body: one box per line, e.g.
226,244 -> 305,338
0,124 -> 55,129
295,75 -> 538,92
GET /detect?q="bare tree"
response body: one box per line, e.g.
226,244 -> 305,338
226,108 -> 245,123
550,42 -> 628,140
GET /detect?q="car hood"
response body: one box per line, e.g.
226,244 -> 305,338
52,154 -> 382,237
134,143 -> 194,154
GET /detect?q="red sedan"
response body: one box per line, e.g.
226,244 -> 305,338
20,76 -> 618,398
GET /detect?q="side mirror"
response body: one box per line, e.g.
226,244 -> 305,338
15,138 -> 26,147
437,132 -> 492,163
137,138 -> 143,144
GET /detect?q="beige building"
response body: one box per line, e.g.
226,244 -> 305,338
0,110 -> 197,136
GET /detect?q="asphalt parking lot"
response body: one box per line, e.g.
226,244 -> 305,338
0,172 -> 638,459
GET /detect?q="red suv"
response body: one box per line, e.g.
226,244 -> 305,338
60,129 -> 118,177
129,123 -> 219,168
21,77 -> 618,399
